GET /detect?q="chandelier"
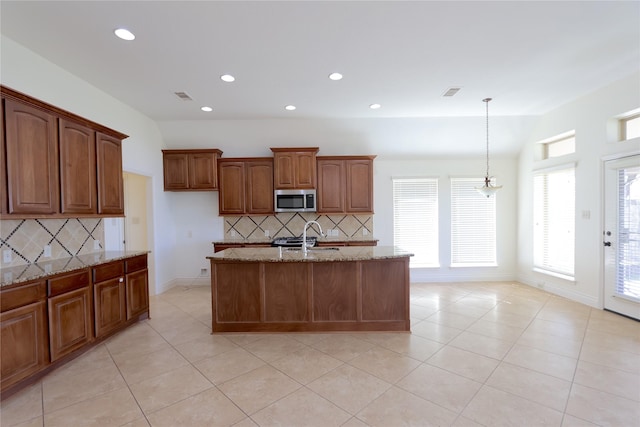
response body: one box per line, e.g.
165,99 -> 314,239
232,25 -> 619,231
476,97 -> 502,197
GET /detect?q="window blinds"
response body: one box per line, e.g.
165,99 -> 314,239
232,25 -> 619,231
533,166 -> 575,277
450,178 -> 497,266
616,166 -> 640,300
392,178 -> 439,267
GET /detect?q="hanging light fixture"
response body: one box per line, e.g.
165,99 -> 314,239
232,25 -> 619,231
476,97 -> 502,197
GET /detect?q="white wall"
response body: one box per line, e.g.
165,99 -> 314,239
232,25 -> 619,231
517,72 -> 640,308
0,36 -> 175,294
375,157 -> 518,282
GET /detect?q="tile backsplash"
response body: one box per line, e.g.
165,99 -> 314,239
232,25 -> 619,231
1,218 -> 104,267
224,213 -> 373,240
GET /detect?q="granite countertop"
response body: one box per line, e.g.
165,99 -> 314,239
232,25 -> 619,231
207,246 -> 412,263
1,251 -> 149,288
212,236 -> 379,245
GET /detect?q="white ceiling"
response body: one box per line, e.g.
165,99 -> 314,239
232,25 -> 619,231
1,1 -> 638,155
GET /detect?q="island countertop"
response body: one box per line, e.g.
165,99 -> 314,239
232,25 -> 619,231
207,246 -> 412,263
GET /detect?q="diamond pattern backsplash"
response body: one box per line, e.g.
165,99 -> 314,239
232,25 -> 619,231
0,218 -> 104,267
224,213 -> 373,240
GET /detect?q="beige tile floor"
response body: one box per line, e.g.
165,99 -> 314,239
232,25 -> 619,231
2,281 -> 639,427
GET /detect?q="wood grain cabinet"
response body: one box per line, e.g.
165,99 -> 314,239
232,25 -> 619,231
59,118 -> 97,214
125,255 -> 149,319
317,156 -> 375,214
93,261 -> 126,338
47,270 -> 93,362
0,280 -> 48,392
271,147 -> 318,189
1,85 -> 128,218
218,158 -> 273,215
162,149 -> 223,191
4,98 -> 59,214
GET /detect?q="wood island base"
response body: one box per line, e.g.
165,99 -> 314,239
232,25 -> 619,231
208,248 -> 411,333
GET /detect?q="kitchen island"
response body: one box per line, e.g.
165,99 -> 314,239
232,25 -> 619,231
206,246 -> 412,333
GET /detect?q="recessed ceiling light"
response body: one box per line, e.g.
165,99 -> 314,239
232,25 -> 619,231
285,105 -> 296,111
201,106 -> 213,112
369,103 -> 381,110
328,72 -> 343,81
114,28 -> 135,41
220,74 -> 235,83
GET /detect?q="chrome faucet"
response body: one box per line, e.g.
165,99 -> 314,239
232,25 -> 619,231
302,220 -> 324,254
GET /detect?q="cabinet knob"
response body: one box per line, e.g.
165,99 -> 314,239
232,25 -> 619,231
119,277 -> 124,283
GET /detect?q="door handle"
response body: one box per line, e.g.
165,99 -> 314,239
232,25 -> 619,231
603,241 -> 612,247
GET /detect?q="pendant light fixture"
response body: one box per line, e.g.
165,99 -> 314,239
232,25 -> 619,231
476,97 -> 502,197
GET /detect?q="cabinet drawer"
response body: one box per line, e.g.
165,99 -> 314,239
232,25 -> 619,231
48,269 -> 91,297
125,255 -> 147,273
0,281 -> 46,313
92,261 -> 124,283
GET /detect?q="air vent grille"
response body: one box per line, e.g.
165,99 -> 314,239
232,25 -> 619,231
442,87 -> 461,97
174,91 -> 193,101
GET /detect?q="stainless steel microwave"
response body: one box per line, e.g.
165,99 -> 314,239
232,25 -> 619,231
274,189 -> 317,213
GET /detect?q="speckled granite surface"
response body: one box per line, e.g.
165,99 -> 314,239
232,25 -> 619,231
1,251 -> 149,288
211,237 -> 379,245
207,246 -> 411,262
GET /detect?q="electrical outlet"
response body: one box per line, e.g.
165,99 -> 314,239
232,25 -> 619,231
43,245 -> 51,257
362,229 -> 369,236
264,230 -> 270,237
187,230 -> 193,238
230,230 -> 236,237
200,268 -> 208,276
3,250 -> 11,263
93,239 -> 101,250
333,229 -> 339,236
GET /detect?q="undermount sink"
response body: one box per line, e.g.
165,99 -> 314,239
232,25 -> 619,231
284,247 -> 340,251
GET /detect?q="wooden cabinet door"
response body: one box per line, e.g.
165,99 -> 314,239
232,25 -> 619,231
48,287 -> 93,362
94,277 -> 126,338
125,269 -> 148,320
0,301 -> 48,391
4,99 -> 59,214
96,133 -> 124,215
189,152 -> 218,190
59,119 -> 97,214
0,98 -> 6,215
163,152 -> 189,190
218,161 -> 245,215
345,159 -> 374,213
246,160 -> 274,214
295,152 -> 316,188
273,152 -> 295,189
317,159 -> 345,213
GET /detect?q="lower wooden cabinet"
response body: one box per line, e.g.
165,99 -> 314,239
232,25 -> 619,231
48,286 -> 93,362
94,276 -> 126,339
125,255 -> 149,320
0,279 -> 48,392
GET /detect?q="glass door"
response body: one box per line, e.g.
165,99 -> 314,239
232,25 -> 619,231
603,155 -> 640,320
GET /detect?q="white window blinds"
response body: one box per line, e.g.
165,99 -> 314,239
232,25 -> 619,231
616,165 -> 640,300
533,166 -> 575,278
392,178 -> 439,267
450,178 -> 497,266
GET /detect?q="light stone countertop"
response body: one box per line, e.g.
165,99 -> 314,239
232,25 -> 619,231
211,236 -> 379,245
1,251 -> 149,288
207,246 -> 412,263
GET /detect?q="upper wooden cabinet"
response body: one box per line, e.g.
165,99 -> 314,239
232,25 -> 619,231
271,147 -> 318,189
218,158 -> 273,215
4,98 -> 59,214
59,119 -> 97,214
97,133 -> 124,215
1,86 -> 128,218
317,156 -> 376,214
162,149 -> 223,191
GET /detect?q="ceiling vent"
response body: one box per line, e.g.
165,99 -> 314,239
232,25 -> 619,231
442,87 -> 461,97
174,91 -> 193,101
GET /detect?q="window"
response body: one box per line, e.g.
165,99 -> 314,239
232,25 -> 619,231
533,165 -> 575,279
392,178 -> 439,267
539,132 -> 576,159
621,114 -> 640,140
450,178 -> 497,266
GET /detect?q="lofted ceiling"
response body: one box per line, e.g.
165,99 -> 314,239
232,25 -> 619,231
1,1 -> 639,156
